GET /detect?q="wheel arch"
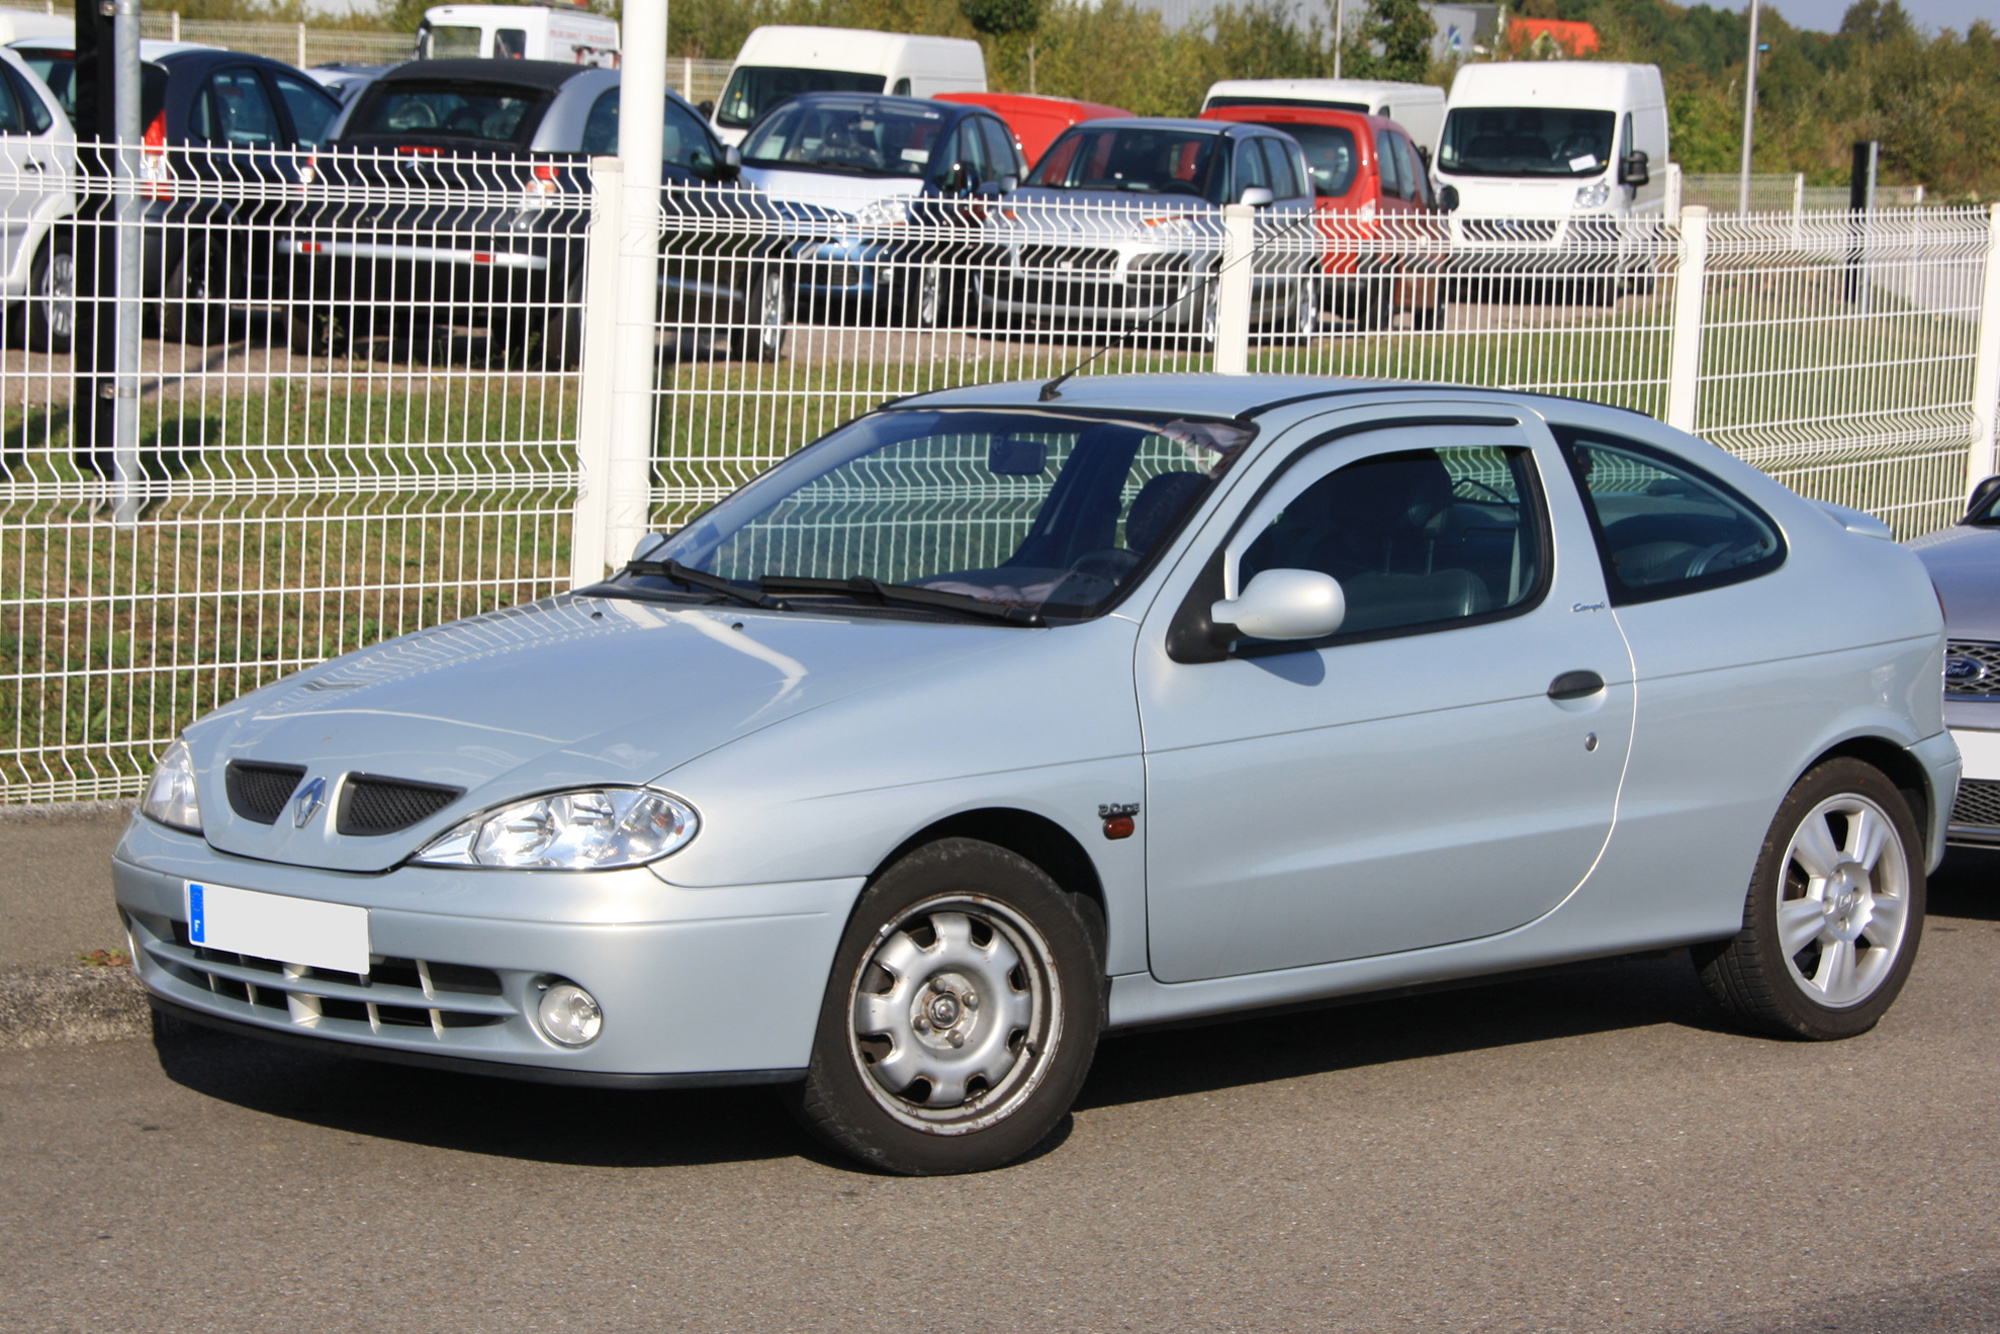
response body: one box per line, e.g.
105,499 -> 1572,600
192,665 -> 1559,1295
867,807 -> 1110,963
1799,735 -> 1934,863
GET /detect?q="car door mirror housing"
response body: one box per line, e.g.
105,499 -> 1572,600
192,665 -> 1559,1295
697,100 -> 714,119
718,144 -> 742,180
1965,474 -> 2000,521
1239,186 -> 1275,209
999,173 -> 1018,194
1618,150 -> 1649,187
1211,569 -> 1346,643
1438,184 -> 1460,212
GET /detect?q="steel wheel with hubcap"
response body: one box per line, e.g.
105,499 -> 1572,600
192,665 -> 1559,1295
26,238 -> 71,354
1697,757 -> 1924,1039
730,267 -> 787,361
792,837 -> 1102,1174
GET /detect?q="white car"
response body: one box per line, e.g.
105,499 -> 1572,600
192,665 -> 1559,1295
0,44 -> 72,350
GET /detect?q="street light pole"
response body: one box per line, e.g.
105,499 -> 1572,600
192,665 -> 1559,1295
1334,0 -> 1343,80
1737,0 -> 1761,214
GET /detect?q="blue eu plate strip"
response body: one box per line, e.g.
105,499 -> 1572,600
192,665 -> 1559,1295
188,882 -> 206,944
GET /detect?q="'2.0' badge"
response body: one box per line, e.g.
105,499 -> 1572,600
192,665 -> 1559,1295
292,776 -> 327,829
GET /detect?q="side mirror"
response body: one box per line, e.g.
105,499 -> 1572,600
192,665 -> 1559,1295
973,179 -> 1004,199
1618,150 -> 1649,187
697,100 -> 714,119
938,160 -> 970,193
999,173 -> 1018,194
1966,474 -> 2000,521
1238,185 -> 1275,209
1210,569 -> 1345,643
717,144 -> 742,179
1437,184 -> 1460,213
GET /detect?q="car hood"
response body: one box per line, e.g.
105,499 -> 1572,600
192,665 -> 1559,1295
737,167 -> 921,215
986,188 -> 1221,245
1908,523 -> 2000,641
184,594 -> 1021,873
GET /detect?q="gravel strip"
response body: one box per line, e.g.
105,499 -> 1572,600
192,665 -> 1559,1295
0,964 -> 149,1049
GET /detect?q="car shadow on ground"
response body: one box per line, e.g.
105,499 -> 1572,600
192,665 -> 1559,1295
154,846 -> 1995,1173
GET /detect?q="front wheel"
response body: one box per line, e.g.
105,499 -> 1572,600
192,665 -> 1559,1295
1695,758 -> 1925,1040
26,236 -> 72,354
730,267 -> 787,361
792,837 -> 1103,1175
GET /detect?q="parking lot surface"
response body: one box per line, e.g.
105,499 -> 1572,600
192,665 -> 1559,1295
3,851 -> 1997,1334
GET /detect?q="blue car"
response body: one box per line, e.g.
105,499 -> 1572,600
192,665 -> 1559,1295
117,375 -> 1956,1174
736,91 -> 1027,324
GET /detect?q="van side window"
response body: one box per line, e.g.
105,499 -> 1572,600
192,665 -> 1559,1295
1553,427 -> 1786,604
1394,134 -> 1427,206
891,77 -> 912,96
495,29 -> 527,59
1373,128 -> 1403,199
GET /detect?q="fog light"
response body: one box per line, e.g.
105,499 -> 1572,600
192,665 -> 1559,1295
537,981 -> 602,1047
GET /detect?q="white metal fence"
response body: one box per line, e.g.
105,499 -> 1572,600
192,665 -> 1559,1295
2,145 -> 1996,803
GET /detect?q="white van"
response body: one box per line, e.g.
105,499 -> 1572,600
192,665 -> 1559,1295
1200,78 -> 1445,160
711,26 -> 986,145
415,4 -> 619,67
1435,62 -> 1668,219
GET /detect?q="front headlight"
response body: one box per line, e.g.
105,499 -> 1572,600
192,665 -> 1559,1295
140,737 -> 202,833
853,197 -> 909,228
412,788 -> 699,870
1574,181 -> 1612,209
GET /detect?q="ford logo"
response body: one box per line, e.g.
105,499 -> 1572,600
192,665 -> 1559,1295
292,776 -> 327,829
1945,656 -> 1987,684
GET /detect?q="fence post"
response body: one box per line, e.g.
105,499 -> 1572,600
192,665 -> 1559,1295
1215,204 -> 1254,375
296,21 -> 305,69
1969,203 -> 2000,495
170,9 -> 178,39
1666,205 -> 1709,434
571,157 -> 625,588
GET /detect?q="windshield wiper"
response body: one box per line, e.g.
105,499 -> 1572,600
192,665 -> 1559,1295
758,575 -> 1045,626
621,559 -> 788,609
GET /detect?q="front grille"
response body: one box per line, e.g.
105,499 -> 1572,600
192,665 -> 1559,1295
225,761 -> 307,824
1463,219 -> 1560,244
1950,778 -> 2000,834
138,912 -> 513,1039
337,774 -> 464,836
1945,640 -> 2000,698
1015,245 -> 1119,274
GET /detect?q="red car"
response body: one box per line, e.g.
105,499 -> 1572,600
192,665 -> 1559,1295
1200,103 -> 1444,329
936,92 -> 1132,173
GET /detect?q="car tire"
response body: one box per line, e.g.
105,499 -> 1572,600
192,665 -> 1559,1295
1695,757 -> 1925,1040
730,266 -> 788,362
1411,298 -> 1445,331
26,235 -> 72,355
1288,275 -> 1319,338
161,247 -> 229,346
287,304 -> 346,357
791,837 -> 1104,1175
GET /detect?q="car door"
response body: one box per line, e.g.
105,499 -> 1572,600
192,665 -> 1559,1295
0,66 -> 43,271
1137,411 -> 1635,983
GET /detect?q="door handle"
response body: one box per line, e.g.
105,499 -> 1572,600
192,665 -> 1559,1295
1547,670 -> 1604,700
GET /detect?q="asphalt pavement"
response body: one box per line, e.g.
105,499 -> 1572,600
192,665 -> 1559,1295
2,821 -> 1998,1333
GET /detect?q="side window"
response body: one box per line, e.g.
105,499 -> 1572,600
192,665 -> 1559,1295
1235,445 -> 1547,642
495,29 -> 527,59
935,121 -> 986,187
1553,427 -> 1785,604
1375,128 -> 1412,200
272,72 -> 337,148
581,87 -> 618,155
891,77 -> 912,96
1401,135 -> 1434,207
0,68 -> 24,135
978,115 -> 1021,179
1234,137 -> 1269,195
1619,111 -> 1633,164
208,68 -> 279,147
1258,138 -> 1300,199
4,66 -> 50,135
663,97 -> 716,172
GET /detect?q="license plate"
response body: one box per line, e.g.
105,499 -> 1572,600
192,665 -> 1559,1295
184,881 -> 370,976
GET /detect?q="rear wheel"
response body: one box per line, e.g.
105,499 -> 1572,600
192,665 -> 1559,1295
1695,758 -> 1925,1040
287,304 -> 347,357
161,246 -> 230,345
26,236 -> 71,354
730,266 -> 787,361
791,837 -> 1103,1175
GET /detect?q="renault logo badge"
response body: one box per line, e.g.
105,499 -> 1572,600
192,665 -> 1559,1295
292,776 -> 327,829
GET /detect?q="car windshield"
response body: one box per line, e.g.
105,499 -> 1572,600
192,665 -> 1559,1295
716,66 -> 886,129
741,99 -> 946,176
1028,125 -> 1225,200
1439,106 -> 1615,178
348,81 -> 546,145
633,409 -> 1254,619
1248,121 -> 1357,196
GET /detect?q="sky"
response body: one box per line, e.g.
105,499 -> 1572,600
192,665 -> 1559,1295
1769,0 -> 1994,35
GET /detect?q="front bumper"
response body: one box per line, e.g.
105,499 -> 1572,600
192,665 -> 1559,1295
114,815 -> 856,1082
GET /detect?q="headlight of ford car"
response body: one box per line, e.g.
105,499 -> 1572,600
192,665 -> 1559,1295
412,788 -> 699,869
140,737 -> 203,833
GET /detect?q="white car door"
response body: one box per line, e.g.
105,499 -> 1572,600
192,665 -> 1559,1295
0,52 -> 69,294
1136,410 -> 1635,983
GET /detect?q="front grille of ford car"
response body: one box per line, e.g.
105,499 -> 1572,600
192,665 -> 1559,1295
225,761 -> 308,824
336,774 -> 465,836
1950,778 -> 2000,843
129,910 -> 513,1039
1945,640 -> 2000,699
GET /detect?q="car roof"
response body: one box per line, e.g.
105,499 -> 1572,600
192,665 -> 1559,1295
378,58 -> 593,90
893,374 -> 1401,419
1200,104 -> 1394,133
771,91 -> 968,115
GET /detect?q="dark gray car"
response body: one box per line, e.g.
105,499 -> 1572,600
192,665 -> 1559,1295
1908,474 -> 2000,847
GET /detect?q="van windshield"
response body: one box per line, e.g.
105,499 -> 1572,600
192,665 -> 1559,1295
1438,106 -> 1614,178
716,66 -> 887,129
419,24 -> 484,59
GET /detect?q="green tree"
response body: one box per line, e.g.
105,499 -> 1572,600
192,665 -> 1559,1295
961,0 -> 1047,92
1346,0 -> 1433,82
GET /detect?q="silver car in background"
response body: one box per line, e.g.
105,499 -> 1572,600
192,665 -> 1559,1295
116,374 -> 1955,1175
1909,474 -> 2000,847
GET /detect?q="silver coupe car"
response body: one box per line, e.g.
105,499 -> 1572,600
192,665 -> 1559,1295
116,375 -> 1958,1175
